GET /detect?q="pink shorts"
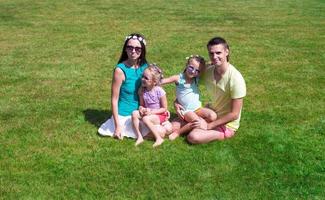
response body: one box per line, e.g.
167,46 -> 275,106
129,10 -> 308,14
156,112 -> 169,124
215,125 -> 235,139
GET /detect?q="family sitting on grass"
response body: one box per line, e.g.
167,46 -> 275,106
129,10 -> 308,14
98,33 -> 246,147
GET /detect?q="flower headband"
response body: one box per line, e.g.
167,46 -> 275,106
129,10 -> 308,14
125,35 -> 147,46
150,63 -> 164,78
186,55 -> 203,60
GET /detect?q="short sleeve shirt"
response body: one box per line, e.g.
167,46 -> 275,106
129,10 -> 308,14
202,63 -> 246,130
143,86 -> 166,110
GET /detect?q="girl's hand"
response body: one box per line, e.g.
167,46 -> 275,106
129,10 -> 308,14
114,125 -> 123,140
139,106 -> 145,116
191,118 -> 208,130
143,108 -> 151,116
174,101 -> 184,119
166,111 -> 171,120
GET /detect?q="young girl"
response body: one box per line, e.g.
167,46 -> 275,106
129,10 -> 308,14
161,55 -> 217,140
132,64 -> 172,147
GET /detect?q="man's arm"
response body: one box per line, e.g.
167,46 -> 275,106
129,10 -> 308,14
207,98 -> 243,129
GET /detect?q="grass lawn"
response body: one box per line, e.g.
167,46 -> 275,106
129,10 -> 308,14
1,0 -> 324,199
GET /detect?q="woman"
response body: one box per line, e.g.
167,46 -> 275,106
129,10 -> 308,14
98,33 -> 153,139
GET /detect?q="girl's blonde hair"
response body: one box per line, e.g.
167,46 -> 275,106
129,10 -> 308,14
146,63 -> 164,85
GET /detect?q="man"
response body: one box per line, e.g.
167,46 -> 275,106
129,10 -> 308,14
186,37 -> 246,144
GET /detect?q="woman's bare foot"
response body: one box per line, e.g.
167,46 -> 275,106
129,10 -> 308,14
135,137 -> 144,146
114,133 -> 123,140
153,138 -> 164,148
168,132 -> 179,141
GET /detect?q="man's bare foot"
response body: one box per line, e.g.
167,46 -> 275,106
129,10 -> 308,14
169,132 -> 179,141
153,138 -> 164,148
135,137 -> 144,146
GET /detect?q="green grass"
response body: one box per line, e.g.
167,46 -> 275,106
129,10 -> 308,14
1,0 -> 324,199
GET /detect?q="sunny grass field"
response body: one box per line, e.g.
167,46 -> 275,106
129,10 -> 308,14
1,0 -> 324,199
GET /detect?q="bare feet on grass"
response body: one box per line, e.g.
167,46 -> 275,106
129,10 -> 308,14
114,133 -> 123,140
168,132 -> 179,141
153,138 -> 164,148
135,137 -> 144,146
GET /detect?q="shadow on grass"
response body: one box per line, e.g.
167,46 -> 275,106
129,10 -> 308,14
82,109 -> 191,142
83,109 -> 111,128
169,112 -> 178,121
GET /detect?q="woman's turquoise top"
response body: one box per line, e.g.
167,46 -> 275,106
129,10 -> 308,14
116,62 -> 148,116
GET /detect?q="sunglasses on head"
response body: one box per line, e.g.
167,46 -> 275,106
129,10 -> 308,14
187,65 -> 200,74
126,45 -> 142,52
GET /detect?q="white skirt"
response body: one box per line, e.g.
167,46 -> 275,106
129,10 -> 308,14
98,115 -> 150,139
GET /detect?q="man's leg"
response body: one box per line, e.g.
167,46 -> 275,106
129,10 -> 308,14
187,127 -> 235,144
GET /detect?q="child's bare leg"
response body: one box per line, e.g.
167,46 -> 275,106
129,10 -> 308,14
168,118 -> 183,140
196,108 -> 217,122
162,121 -> 172,135
142,115 -> 164,147
169,124 -> 191,140
184,111 -> 200,122
169,112 -> 199,140
132,110 -> 144,146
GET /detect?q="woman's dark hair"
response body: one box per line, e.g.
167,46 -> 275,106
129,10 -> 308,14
117,33 -> 147,66
207,37 -> 230,61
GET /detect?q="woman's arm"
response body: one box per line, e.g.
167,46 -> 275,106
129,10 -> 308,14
160,75 -> 179,85
138,88 -> 146,116
138,88 -> 145,107
111,68 -> 125,138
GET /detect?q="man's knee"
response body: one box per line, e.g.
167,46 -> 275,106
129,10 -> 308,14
224,130 -> 235,139
187,133 -> 201,144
